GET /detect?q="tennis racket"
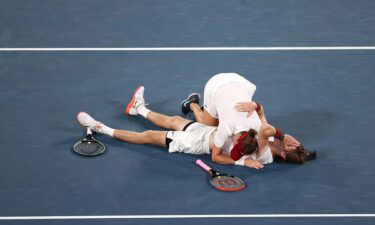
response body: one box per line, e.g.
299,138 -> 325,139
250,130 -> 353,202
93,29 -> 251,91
196,159 -> 246,192
73,128 -> 106,156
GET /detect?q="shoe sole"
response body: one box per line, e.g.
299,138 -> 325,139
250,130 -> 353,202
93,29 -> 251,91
181,93 -> 201,114
76,112 -> 100,135
76,111 -> 88,127
180,93 -> 201,106
125,85 -> 143,115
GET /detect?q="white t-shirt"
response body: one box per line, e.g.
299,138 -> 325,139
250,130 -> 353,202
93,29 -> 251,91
248,145 -> 273,164
213,83 -> 262,148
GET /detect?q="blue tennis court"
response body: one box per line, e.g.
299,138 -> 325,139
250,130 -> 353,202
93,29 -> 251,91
1,1 -> 375,225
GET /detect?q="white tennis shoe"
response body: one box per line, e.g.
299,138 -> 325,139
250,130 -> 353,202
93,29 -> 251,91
125,85 -> 146,116
76,112 -> 103,133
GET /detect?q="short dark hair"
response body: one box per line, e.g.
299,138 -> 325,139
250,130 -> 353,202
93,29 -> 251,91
274,145 -> 317,164
241,129 -> 258,155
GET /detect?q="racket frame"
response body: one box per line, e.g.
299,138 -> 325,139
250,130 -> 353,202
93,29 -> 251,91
196,159 -> 245,192
73,128 -> 106,156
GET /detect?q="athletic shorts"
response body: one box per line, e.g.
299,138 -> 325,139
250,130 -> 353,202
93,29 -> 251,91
166,122 -> 216,155
203,73 -> 256,118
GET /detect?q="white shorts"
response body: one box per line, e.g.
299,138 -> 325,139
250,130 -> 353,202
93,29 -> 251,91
167,123 -> 216,155
203,73 -> 256,118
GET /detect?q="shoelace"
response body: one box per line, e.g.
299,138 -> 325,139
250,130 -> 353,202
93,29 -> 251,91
134,99 -> 148,109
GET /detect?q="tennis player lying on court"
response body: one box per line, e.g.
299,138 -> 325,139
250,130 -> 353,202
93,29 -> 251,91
77,86 -> 316,169
180,73 -> 303,165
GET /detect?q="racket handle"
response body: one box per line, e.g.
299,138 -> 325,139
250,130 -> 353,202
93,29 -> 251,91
196,159 -> 211,172
86,127 -> 92,135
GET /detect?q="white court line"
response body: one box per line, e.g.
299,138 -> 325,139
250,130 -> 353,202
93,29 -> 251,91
0,46 -> 375,51
0,214 -> 375,220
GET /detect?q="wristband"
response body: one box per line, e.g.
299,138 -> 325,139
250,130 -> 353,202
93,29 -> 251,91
255,102 -> 262,112
274,128 -> 285,141
235,157 -> 245,166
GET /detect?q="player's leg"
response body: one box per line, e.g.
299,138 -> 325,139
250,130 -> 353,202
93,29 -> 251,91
182,75 -> 224,126
77,112 -> 168,147
180,92 -> 219,126
190,103 -> 218,126
146,112 -> 192,131
125,86 -> 192,131
114,130 -> 167,147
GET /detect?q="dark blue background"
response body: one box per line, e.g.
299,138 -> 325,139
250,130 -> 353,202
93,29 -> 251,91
1,0 -> 375,47
1,1 -> 375,225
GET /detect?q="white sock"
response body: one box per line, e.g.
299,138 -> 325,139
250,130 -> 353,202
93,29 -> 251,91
137,104 -> 151,118
98,123 -> 114,137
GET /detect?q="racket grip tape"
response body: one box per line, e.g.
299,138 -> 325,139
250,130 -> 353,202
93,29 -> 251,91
196,159 -> 211,172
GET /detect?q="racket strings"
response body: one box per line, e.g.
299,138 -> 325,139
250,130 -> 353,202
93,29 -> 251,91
73,137 -> 105,156
211,176 -> 245,191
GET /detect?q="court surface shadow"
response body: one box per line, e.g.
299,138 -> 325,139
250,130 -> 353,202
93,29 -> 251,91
268,109 -> 337,145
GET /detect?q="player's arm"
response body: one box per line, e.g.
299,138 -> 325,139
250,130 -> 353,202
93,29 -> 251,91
211,144 -> 235,165
256,124 -> 276,158
259,123 -> 300,152
235,102 -> 268,124
244,158 -> 264,169
255,102 -> 267,124
236,102 -> 300,149
211,145 -> 264,169
211,124 -> 235,165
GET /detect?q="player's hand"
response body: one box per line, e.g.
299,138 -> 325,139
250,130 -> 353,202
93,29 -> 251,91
235,102 -> 257,117
283,134 -> 301,151
244,159 -> 264,169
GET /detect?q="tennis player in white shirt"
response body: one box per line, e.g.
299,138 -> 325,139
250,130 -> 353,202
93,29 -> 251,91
181,73 -> 301,166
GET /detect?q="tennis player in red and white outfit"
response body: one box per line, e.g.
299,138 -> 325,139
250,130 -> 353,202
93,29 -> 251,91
181,73 -> 301,166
